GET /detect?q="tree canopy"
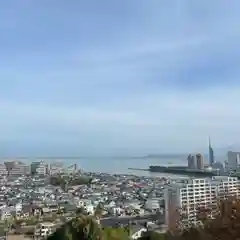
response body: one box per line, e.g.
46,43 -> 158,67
50,175 -> 92,191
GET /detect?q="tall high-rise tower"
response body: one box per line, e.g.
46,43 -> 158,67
209,136 -> 214,166
196,153 -> 204,170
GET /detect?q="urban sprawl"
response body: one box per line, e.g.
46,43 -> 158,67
0,141 -> 240,239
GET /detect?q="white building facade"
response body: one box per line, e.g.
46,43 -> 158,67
36,161 -> 48,175
0,164 -> 7,176
165,176 -> 240,229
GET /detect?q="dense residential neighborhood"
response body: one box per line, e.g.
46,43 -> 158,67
0,160 -> 168,239
0,160 -> 239,239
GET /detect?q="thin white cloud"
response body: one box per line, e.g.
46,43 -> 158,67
1,83 -> 240,152
1,84 -> 240,126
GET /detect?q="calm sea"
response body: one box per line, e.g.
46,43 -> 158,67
5,155 -> 225,178
72,156 -> 188,177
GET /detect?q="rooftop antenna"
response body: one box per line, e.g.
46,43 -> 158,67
209,136 -> 211,148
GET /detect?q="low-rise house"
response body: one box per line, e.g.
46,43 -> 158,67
77,199 -> 91,208
85,204 -> 94,215
112,206 -> 123,216
20,205 -> 32,218
61,203 -> 76,213
42,207 -> 51,214
0,206 -> 15,220
34,222 -> 55,238
131,226 -> 147,240
144,198 -> 160,212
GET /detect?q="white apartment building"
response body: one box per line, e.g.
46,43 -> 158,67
64,164 -> 78,174
165,176 -> 240,229
49,162 -> 64,175
0,164 -> 7,176
8,162 -> 30,176
212,176 -> 240,199
36,161 -> 48,175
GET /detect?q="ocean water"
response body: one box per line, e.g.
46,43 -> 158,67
73,156 -> 188,177
73,154 -> 226,177
2,153 -> 226,178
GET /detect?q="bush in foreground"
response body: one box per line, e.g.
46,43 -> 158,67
48,215 -> 103,240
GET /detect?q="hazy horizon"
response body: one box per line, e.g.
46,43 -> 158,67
0,148 -> 232,159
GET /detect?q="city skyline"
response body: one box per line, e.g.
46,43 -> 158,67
0,1 -> 240,155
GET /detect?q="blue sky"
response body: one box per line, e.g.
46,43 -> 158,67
0,0 -> 240,156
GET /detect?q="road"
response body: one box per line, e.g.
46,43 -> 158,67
100,214 -> 164,227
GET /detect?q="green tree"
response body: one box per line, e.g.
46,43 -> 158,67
94,203 -> 104,218
76,207 -> 86,215
64,225 -> 73,240
103,227 -> 129,240
48,214 -> 103,240
71,215 -> 103,240
50,175 -> 92,189
138,231 -> 166,240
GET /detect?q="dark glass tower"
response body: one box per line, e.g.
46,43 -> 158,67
209,136 -> 214,166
